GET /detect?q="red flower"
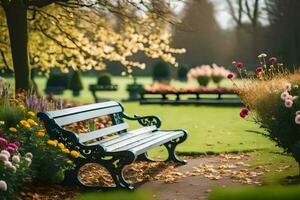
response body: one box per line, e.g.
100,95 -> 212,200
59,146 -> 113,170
240,108 -> 249,118
227,73 -> 235,79
269,57 -> 278,63
256,67 -> 263,73
235,62 -> 244,69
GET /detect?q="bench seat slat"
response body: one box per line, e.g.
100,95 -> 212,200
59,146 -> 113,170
79,123 -> 129,143
86,126 -> 157,146
47,101 -> 120,118
96,126 -> 157,146
104,130 -> 160,151
55,106 -> 122,126
111,131 -> 184,152
128,131 -> 184,155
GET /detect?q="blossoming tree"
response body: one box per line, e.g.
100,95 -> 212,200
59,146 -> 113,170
0,1 -> 185,91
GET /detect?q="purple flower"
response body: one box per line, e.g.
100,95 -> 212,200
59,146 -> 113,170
0,138 -> 8,147
6,146 -> 15,153
7,143 -> 18,150
13,141 -> 21,147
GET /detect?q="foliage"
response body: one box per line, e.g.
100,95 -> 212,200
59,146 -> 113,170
177,65 -> 189,82
152,61 -> 171,82
97,73 -> 112,86
46,73 -> 69,88
209,185 -> 300,200
68,71 -> 83,91
232,54 -> 300,167
0,3 -> 185,74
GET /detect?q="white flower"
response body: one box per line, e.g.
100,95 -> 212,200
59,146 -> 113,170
295,115 -> 300,125
280,91 -> 289,100
283,83 -> 292,91
258,53 -> 267,58
296,111 -> 300,115
25,152 -> 33,159
10,165 -> 17,173
0,154 -> 8,162
1,150 -> 10,157
0,180 -> 7,191
284,99 -> 293,108
294,85 -> 299,89
24,157 -> 32,167
293,96 -> 298,100
12,155 -> 20,163
4,161 -> 12,168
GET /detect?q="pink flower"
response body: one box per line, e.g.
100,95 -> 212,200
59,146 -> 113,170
283,83 -> 292,91
256,67 -> 263,73
269,57 -> 278,63
235,62 -> 244,69
0,180 -> 7,191
280,91 -> 289,100
295,115 -> 300,125
7,143 -> 18,150
6,146 -> 15,153
227,72 -> 235,79
240,108 -> 249,118
0,138 -> 8,147
13,141 -> 21,148
284,99 -> 293,108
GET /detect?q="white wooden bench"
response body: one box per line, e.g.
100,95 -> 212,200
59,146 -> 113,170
37,101 -> 188,190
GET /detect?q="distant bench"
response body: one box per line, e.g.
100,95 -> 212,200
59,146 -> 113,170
89,84 -> 118,102
37,101 -> 188,190
140,90 -> 242,105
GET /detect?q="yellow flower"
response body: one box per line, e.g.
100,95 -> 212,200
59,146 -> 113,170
28,111 -> 35,117
27,119 -> 38,126
20,120 -> 31,128
9,127 -> 17,132
36,131 -> 45,137
47,140 -> 57,147
62,148 -> 70,154
58,143 -> 65,149
18,105 -> 25,110
67,160 -> 73,165
70,150 -> 80,158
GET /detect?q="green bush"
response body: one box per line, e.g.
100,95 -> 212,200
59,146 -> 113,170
197,76 -> 210,86
68,71 -> 83,92
152,61 -> 171,82
97,73 -> 112,86
46,73 -> 69,88
177,65 -> 189,82
209,185 -> 300,200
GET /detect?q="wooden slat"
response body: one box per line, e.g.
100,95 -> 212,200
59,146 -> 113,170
112,131 -> 183,152
88,126 -> 157,146
105,129 -> 158,151
79,123 -> 129,143
128,131 -> 184,155
54,106 -> 122,126
46,101 -> 120,118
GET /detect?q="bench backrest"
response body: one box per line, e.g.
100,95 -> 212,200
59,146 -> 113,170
39,101 -> 129,144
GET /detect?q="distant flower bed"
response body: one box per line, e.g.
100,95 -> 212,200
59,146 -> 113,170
145,82 -> 235,93
187,64 -> 234,86
230,54 -> 300,167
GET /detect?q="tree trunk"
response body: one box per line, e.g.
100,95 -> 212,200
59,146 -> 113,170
4,0 -> 30,92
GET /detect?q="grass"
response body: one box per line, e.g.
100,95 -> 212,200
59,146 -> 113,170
209,185 -> 300,200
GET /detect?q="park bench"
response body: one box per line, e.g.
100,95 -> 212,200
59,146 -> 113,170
139,90 -> 242,105
89,84 -> 118,102
37,101 -> 188,190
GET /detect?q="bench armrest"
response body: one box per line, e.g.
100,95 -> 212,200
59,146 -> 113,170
122,113 -> 161,128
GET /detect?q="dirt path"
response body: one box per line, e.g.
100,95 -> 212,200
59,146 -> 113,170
20,154 -> 264,200
139,157 -> 246,200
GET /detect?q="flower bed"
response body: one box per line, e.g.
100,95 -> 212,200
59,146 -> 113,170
231,55 -> 300,168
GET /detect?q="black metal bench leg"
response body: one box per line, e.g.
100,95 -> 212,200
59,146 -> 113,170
163,134 -> 188,165
136,152 -> 156,162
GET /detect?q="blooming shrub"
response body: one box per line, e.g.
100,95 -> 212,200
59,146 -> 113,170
187,64 -> 233,87
231,54 -> 300,168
